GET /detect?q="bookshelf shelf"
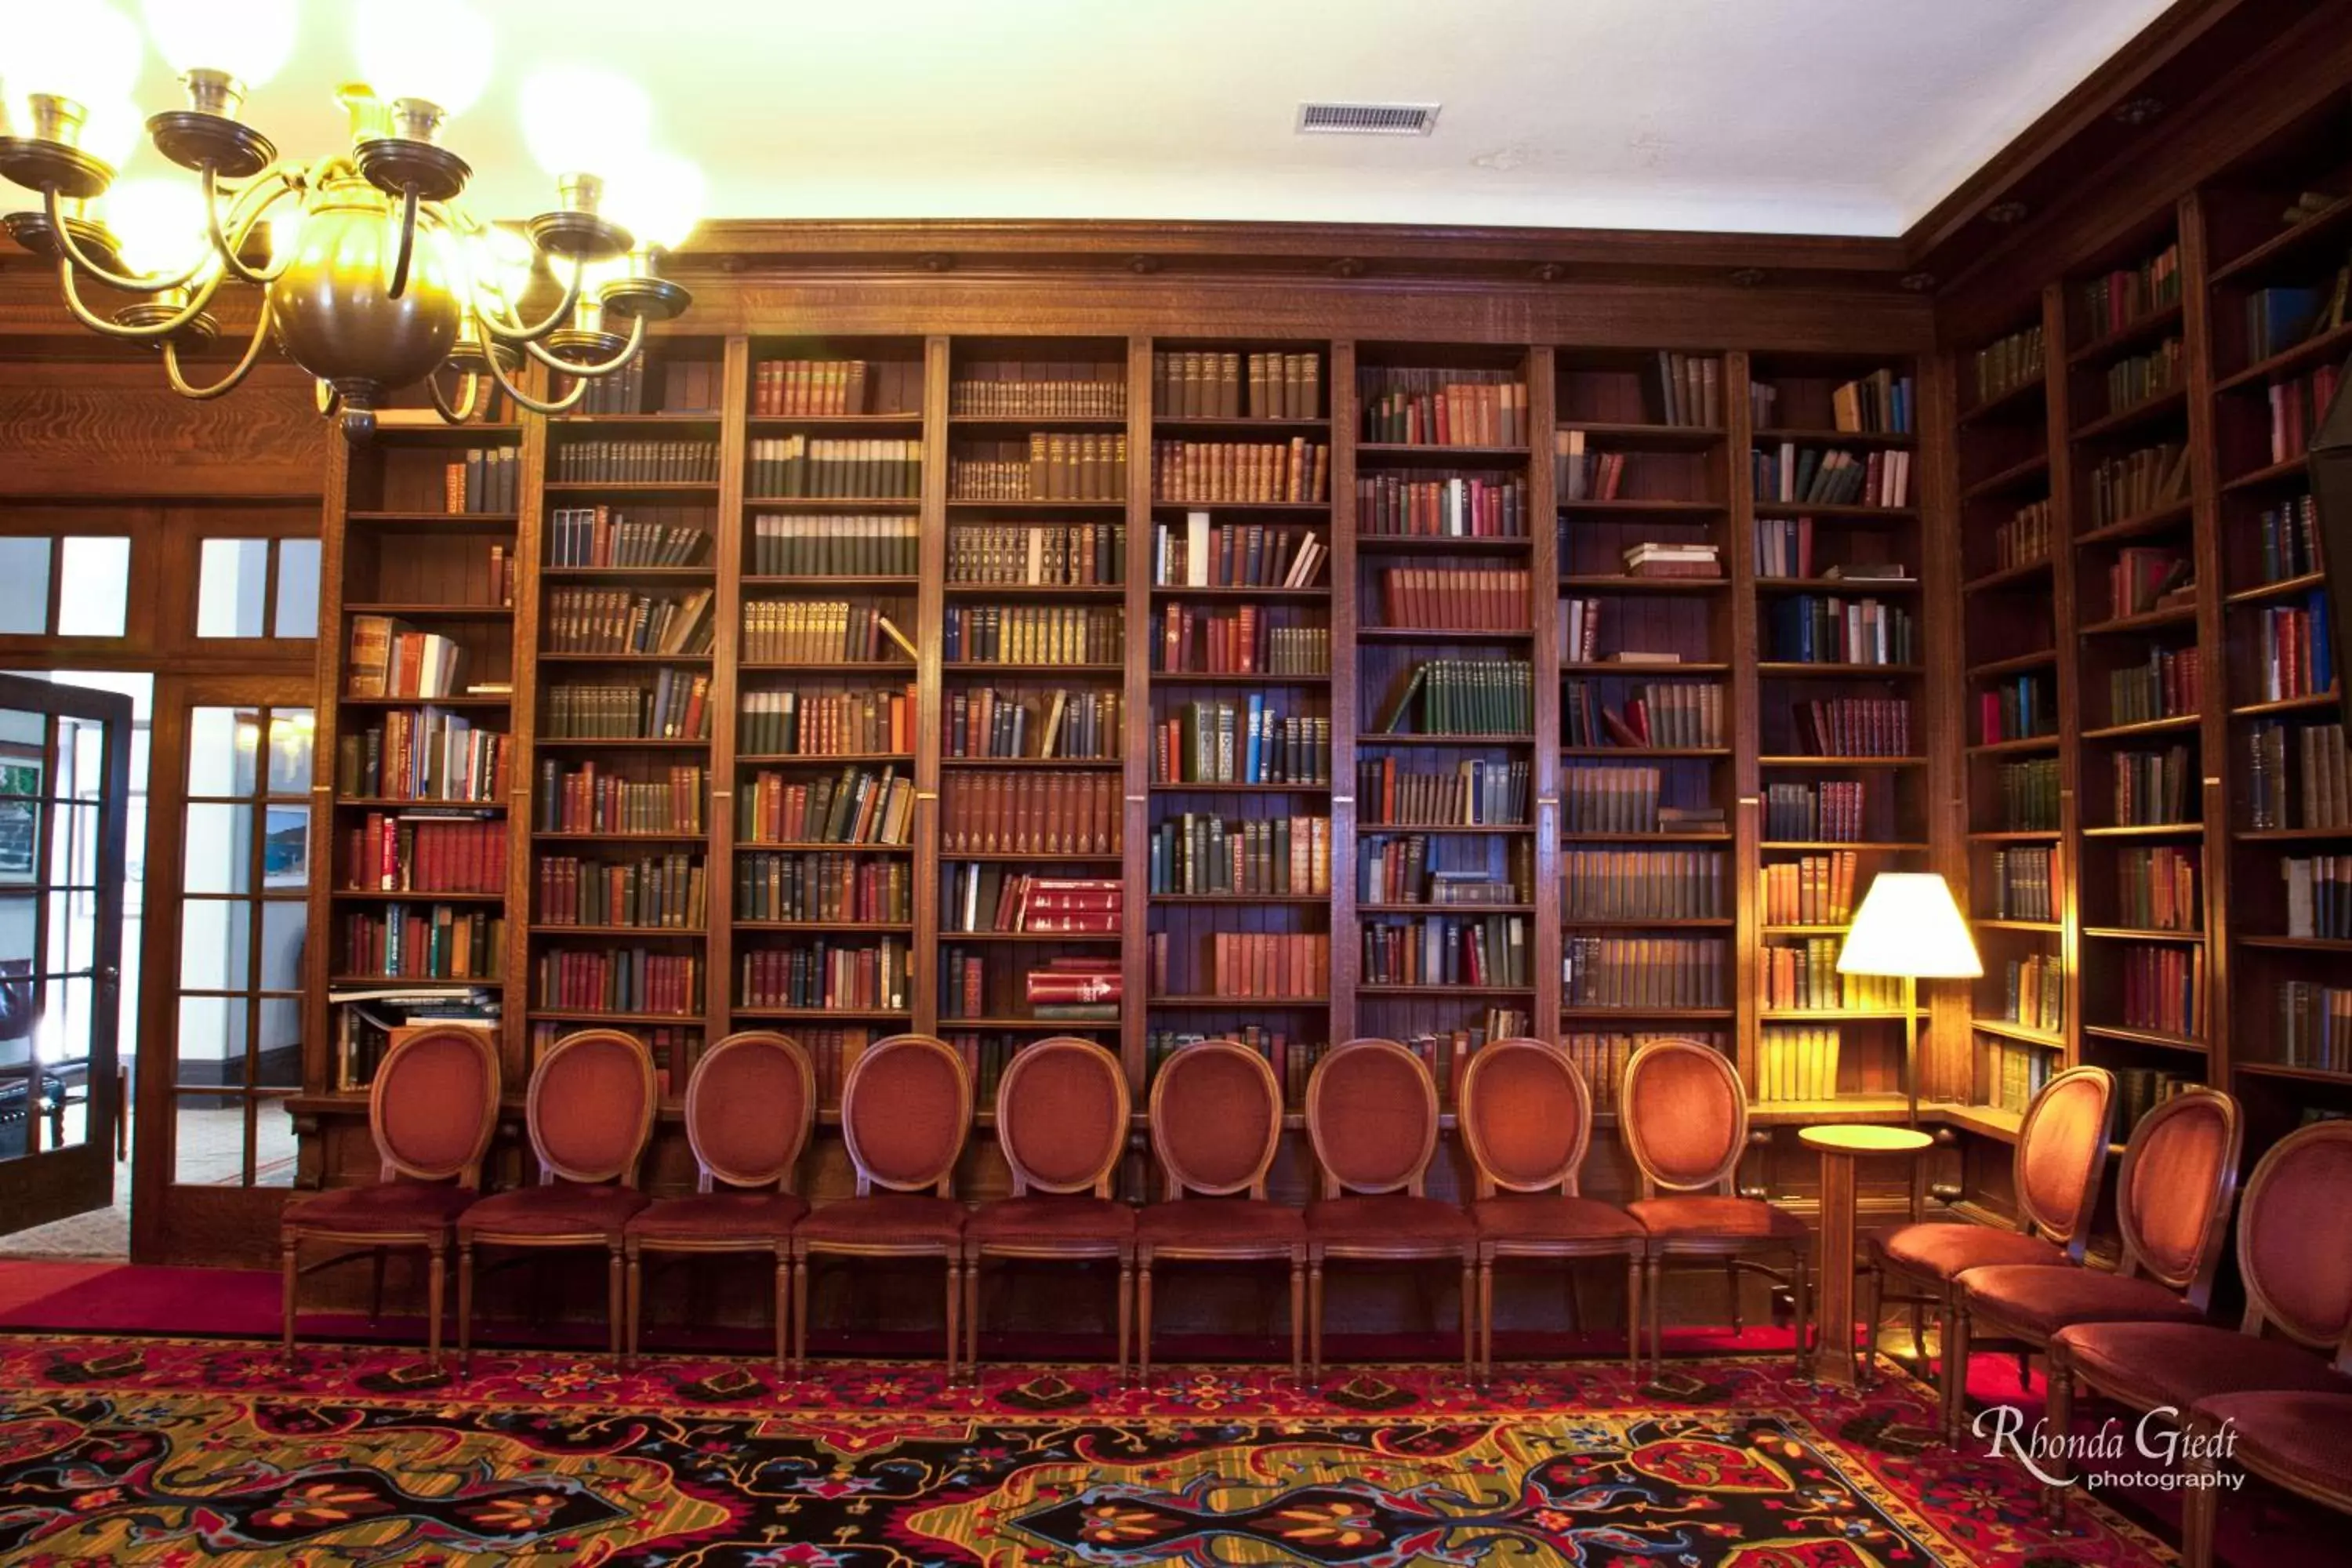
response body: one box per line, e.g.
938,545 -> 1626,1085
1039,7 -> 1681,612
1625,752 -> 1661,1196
942,583 -> 1124,601
539,652 -> 715,666
1356,441 -> 1528,462
752,575 -> 923,590
1149,584 -> 1332,602
1359,985 -> 1534,998
740,841 -> 916,854
942,756 -> 1123,770
2071,387 -> 2187,443
1359,822 -> 1536,836
534,736 -> 712,750
1958,376 -> 2045,426
2214,318 -> 2352,394
1152,893 -> 1332,906
2078,604 -> 2199,637
1559,1007 -> 1736,1021
2081,1024 -> 2208,1054
757,496 -> 924,510
738,753 -> 913,765
1972,1020 -> 2067,1049
1147,499 -> 1329,514
1359,901 -> 1535,914
341,602 -> 512,619
1572,917 -> 1736,929
1361,733 -> 1535,747
1974,918 -> 2062,932
1355,628 -> 1533,645
1761,840 -> 1928,851
2079,823 -> 2204,837
2074,503 -> 2194,546
1356,535 -> 1530,555
1560,661 -> 1731,674
1758,756 -> 1926,769
2224,572 -> 2328,606
1559,831 -> 1733,844
1753,576 -> 1920,595
948,414 -> 1125,431
1960,452 -> 2053,501
2082,926 -> 2205,942
528,1009 -> 705,1025
736,921 -> 917,934
335,797 -> 506,811
2210,191 -> 2352,283
946,1018 -> 1123,1033
1557,575 -> 1728,593
2219,456 -> 2311,495
2234,1061 -> 2352,1086
1966,735 -> 2062,757
1151,995 -> 1330,1007
1754,426 -> 1913,449
2064,302 -> 2186,367
1967,829 -> 2061,843
1149,671 -> 1333,687
1761,1009 -> 1924,1021
1555,499 -> 1726,516
2081,713 -> 2202,740
941,930 -> 1124,944
527,924 -> 706,938
1150,415 -> 1332,434
1757,662 -> 1925,677
542,566 -> 717,583
2230,693 -> 2342,718
339,695 -> 511,710
2235,827 -> 2352,842
1149,782 -> 1331,794
735,1007 -> 916,1022
1965,649 -> 2058,680
1963,559 -> 2055,594
346,510 -> 521,526
1560,746 -> 1730,760
1750,503 -> 1918,521
532,831 -> 710,845
1760,924 -> 1853,935
2236,935 -> 2352,953
1748,1096 -> 1913,1125
546,481 -> 720,497
332,888 -> 505,903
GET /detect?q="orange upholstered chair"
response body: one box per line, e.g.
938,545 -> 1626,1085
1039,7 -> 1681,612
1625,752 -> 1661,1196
280,1024 -> 499,1367
456,1028 -> 658,1369
2043,1120 -> 2352,1518
1460,1037 -> 1646,1382
1858,1063 -> 2113,1429
2181,1388 -> 2352,1567
623,1031 -> 815,1368
1951,1087 -> 2241,1440
1138,1039 -> 1306,1384
1303,1037 -> 1474,1382
1620,1039 -> 1808,1376
790,1033 -> 971,1379
965,1036 -> 1135,1378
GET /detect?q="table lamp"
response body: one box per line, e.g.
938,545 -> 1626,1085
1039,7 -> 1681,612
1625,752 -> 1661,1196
1835,872 -> 1982,1124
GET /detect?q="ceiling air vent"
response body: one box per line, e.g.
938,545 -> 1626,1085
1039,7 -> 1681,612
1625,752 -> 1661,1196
1296,101 -> 1440,136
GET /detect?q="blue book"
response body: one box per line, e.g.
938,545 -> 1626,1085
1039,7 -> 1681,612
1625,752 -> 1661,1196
1243,693 -> 1265,782
2250,287 -> 2325,361
2310,590 -> 2336,694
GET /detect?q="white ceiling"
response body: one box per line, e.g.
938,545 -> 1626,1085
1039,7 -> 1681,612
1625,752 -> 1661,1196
77,0 -> 2176,239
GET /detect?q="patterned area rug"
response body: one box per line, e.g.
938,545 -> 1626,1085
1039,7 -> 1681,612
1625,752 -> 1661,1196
0,1335 -> 2172,1566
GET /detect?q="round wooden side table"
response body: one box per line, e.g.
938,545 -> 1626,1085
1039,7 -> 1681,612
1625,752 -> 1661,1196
1800,1124 -> 1933,1386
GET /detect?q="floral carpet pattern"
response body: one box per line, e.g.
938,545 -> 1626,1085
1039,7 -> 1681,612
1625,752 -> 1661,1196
0,1334 -> 2173,1566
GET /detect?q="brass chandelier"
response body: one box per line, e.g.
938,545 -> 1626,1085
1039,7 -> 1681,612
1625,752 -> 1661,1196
0,0 -> 700,438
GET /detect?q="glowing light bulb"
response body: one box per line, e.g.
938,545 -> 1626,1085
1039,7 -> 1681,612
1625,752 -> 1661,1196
1,1 -> 143,107
466,226 -> 537,306
67,97 -> 144,170
99,172 -> 210,274
518,64 -> 652,180
142,0 -> 298,88
351,0 -> 493,119
605,149 -> 704,252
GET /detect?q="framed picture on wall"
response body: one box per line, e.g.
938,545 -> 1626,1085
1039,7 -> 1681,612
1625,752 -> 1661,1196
0,750 -> 42,887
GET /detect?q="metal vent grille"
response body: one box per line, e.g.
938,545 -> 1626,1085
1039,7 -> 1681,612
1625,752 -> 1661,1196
1296,101 -> 1440,136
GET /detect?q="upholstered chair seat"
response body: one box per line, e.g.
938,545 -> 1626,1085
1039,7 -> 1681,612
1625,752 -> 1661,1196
1305,1192 -> 1475,1243
280,1025 -> 501,1369
796,1192 -> 968,1248
966,1195 -> 1136,1244
626,1191 -> 807,1241
1471,1195 -> 1645,1244
464,1183 -> 648,1236
1138,1200 -> 1305,1249
2187,1390 -> 2352,1532
1627,1195 -> 1808,1240
1876,1222 -> 2069,1279
2057,1322 -> 2346,1408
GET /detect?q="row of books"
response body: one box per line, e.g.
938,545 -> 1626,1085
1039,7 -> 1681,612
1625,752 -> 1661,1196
1147,815 -> 1331,897
740,767 -> 916,847
1759,943 -> 1904,1012
1152,608 -> 1330,675
535,949 -> 702,1014
949,522 -> 1123,586
1650,354 -> 1723,428
740,941 -> 910,1012
1751,444 -> 1912,508
2275,981 -> 2352,1072
1561,1032 -> 1728,1115
2106,546 -> 2192,619
741,686 -> 915,757
1563,679 -> 1724,750
1358,368 -> 1529,446
1152,439 -> 1330,504
753,358 -> 910,417
2245,720 -> 2352,830
1356,474 -> 1526,539
517,1023 -> 702,1096
946,686 -> 1119,761
535,764 -> 708,837
1993,846 -> 2056,922
742,601 -> 916,665
949,365 -> 1124,419
2087,443 -> 2189,528
2104,338 -> 2181,415
1787,698 -> 1914,758
536,853 -> 706,930
1755,517 -> 1819,580
1762,850 -> 1858,926
553,439 -> 718,485
1553,431 -> 1657,502
2255,493 -> 2322,585
341,907 -> 504,980
941,770 -> 1123,855
1360,914 -> 1528,988
547,508 -> 710,568
2119,942 -> 2206,1039
1145,1030 -> 1321,1111
1563,935 -> 1726,1007
1618,540 -> 1723,579
1358,836 -> 1525,907
544,590 -> 714,656
574,356 -> 662,416
2282,855 -> 2352,939
2082,243 -> 2180,337
2000,953 -> 2064,1035
2114,844 -> 2199,932
949,436 -> 1126,502
1755,1026 -> 1843,1102
347,617 -> 468,699
2111,744 -> 2193,826
2242,278 -> 2349,365
337,713 -> 510,804
1562,766 -> 1712,835
334,1000 -> 498,1092
2251,593 -> 2337,703
2116,1068 -> 2198,1137
750,514 -> 919,578
2109,646 -> 2200,726
737,851 -> 910,924
2269,366 -> 2343,467
1562,847 -> 1726,920
1189,932 -> 1333,999
1152,350 -> 1321,419
1998,757 -> 2063,832
942,604 -> 1120,665
1377,567 -> 1531,631
800,1029 -> 878,1111
1983,1039 -> 2055,1113
1762,779 -> 1872,844
1371,659 -> 1534,735
749,437 -> 922,499
1769,595 -> 1915,666
344,811 -> 505,894
1979,672 -> 2055,744
1995,500 -> 2053,570
940,872 -> 1121,935
1827,368 -> 1916,435
1152,517 -> 1327,588
442,447 -> 520,514
1152,703 -> 1332,786
1357,757 -> 1529,826
1973,324 -> 2045,407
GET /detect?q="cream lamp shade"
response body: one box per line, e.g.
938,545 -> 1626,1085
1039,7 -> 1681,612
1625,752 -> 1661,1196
1835,872 -> 1983,979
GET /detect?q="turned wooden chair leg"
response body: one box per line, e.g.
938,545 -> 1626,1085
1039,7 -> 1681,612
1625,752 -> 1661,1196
790,1251 -> 810,1379
1646,1254 -> 1664,1380
774,1252 -> 789,1376
1137,1258 -> 1154,1388
963,1251 -> 982,1377
1308,1257 -> 1324,1383
2043,1350 -> 2075,1523
942,1255 -> 958,1388
1288,1256 -> 1304,1385
1857,1260 -> 1882,1386
1116,1255 -> 1134,1385
426,1245 -> 446,1370
1624,1252 -> 1642,1377
456,1243 -> 475,1375
623,1247 -> 642,1366
1790,1250 -> 1810,1375
1477,1257 -> 1494,1386
2182,1414 -> 2221,1568
1461,1258 -> 1475,1381
279,1235 -> 299,1367
1944,1301 -> 1973,1444
607,1244 -> 625,1362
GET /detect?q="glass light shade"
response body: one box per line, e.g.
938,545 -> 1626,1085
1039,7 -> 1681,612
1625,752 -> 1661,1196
99,171 -> 210,274
142,0 -> 298,87
1,1 -> 143,107
351,0 -> 493,118
465,225 -> 536,305
75,96 -> 147,169
518,64 -> 652,179
604,149 -> 703,252
1836,873 -> 1984,978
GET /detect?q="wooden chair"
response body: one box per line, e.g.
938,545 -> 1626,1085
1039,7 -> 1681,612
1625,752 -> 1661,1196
1302,1037 -> 1474,1383
1459,1037 -> 1646,1383
965,1036 -> 1135,1380
1951,1087 -> 2241,1444
2182,1387 -> 2352,1568
1857,1063 -> 2113,1432
2045,1120 -> 2352,1520
1137,1039 -> 1305,1385
622,1031 -> 815,1369
456,1028 -> 658,1370
1620,1039 -> 1808,1377
790,1033 -> 971,1379
279,1024 -> 499,1367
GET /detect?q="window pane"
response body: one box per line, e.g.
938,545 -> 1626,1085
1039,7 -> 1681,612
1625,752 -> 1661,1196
178,897 -> 250,990
259,898 -> 306,994
196,539 -> 270,638
0,539 -> 52,633
264,710 -> 314,796
256,1094 -> 295,1185
181,804 -> 254,894
56,537 -> 129,637
175,993 -> 248,1082
173,1091 -> 249,1185
186,706 -> 259,797
274,539 -> 321,638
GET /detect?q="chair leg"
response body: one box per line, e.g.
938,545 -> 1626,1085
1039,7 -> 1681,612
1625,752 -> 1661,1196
368,1246 -> 387,1325
942,1254 -> 958,1388
2182,1412 -> 2220,1568
1461,1258 -> 1475,1381
790,1250 -> 810,1379
1308,1257 -> 1324,1383
1477,1257 -> 1493,1386
774,1252 -> 789,1377
1789,1249 -> 1810,1376
963,1251 -> 981,1378
1117,1255 -> 1134,1385
456,1242 -> 475,1375
623,1247 -> 642,1367
1137,1258 -> 1153,1388
1857,1259 -> 1882,1387
1645,1254 -> 1663,1379
1288,1257 -> 1305,1385
2043,1349 -> 2074,1523
426,1245 -> 446,1370
1726,1259 -> 1744,1335
1624,1252 -> 1641,1377
1944,1299 -> 1973,1445
279,1234 -> 299,1368
607,1244 -> 625,1363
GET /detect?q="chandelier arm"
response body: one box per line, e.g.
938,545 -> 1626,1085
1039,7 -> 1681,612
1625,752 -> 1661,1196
387,187 -> 421,301
480,339 -> 592,416
54,253 -> 229,341
473,257 -> 587,346
160,296 -> 276,401
520,312 -> 648,380
41,184 -> 213,295
427,367 -> 486,426
204,164 -> 305,286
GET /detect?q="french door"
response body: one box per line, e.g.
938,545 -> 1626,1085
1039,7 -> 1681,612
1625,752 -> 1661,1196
0,673 -> 130,1235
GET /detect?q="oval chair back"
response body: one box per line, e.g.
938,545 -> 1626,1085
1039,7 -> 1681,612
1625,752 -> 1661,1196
840,1033 -> 971,1197
2234,1119 -> 2352,1352
1148,1039 -> 1282,1200
685,1031 -> 815,1196
1305,1037 -> 1439,1200
369,1024 -> 500,1188
1621,1038 -> 1748,1196
2012,1065 -> 2117,1258
997,1036 -> 1130,1198
1460,1037 -> 1593,1200
527,1029 -> 657,1187
2111,1086 -> 2242,1307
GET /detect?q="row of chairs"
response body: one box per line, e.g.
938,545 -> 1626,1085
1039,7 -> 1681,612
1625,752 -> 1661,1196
283,1028 -> 1809,1381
